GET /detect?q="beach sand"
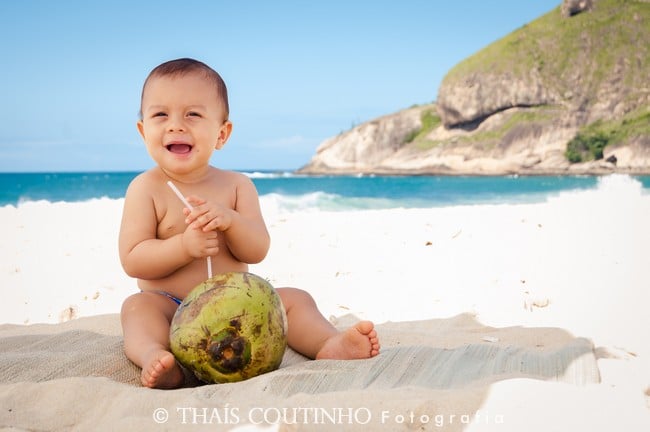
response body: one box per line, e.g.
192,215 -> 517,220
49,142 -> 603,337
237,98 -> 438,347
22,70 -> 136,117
1,175 -> 649,430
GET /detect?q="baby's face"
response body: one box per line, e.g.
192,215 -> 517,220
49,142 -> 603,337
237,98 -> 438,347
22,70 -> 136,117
138,72 -> 231,178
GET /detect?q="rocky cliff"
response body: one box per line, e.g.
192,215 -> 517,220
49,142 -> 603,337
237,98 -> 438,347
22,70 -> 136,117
299,0 -> 650,175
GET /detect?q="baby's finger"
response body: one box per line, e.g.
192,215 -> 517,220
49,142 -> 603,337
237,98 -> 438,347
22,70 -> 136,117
204,246 -> 220,257
186,195 -> 206,207
203,236 -> 220,255
191,210 -> 212,228
186,206 -> 210,225
202,220 -> 217,232
202,217 -> 226,232
188,219 -> 206,231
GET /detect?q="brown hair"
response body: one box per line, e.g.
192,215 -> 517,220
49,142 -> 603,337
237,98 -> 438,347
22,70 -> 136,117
139,58 -> 229,119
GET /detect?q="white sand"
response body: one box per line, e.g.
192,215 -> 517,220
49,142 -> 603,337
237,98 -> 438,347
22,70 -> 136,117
1,174 -> 649,430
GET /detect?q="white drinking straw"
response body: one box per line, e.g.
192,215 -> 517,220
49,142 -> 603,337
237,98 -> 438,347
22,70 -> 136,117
167,181 -> 213,278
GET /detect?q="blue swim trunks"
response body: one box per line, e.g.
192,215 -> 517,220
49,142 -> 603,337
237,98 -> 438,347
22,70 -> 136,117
142,290 -> 182,306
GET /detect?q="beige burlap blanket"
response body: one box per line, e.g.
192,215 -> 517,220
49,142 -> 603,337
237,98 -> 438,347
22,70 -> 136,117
0,313 -> 599,431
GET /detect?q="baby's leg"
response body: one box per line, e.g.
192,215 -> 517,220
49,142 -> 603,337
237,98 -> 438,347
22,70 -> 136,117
276,288 -> 380,360
121,292 -> 184,389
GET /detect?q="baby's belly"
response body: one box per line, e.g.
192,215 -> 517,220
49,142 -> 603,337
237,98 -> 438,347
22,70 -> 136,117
137,257 -> 249,300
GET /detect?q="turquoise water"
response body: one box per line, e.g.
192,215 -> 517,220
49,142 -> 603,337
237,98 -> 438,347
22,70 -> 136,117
1,171 -> 648,210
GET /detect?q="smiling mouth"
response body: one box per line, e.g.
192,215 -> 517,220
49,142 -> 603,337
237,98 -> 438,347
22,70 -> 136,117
166,144 -> 193,154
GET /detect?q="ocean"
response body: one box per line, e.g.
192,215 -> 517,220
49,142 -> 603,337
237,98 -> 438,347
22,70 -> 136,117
1,171 -> 649,210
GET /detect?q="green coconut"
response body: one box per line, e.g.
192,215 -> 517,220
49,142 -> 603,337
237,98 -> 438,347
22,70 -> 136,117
169,272 -> 288,383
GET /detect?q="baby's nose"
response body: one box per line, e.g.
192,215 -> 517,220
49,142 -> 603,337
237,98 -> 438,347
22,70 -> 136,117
167,115 -> 186,132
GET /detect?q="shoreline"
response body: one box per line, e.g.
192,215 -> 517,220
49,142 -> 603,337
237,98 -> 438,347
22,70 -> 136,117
296,165 -> 650,176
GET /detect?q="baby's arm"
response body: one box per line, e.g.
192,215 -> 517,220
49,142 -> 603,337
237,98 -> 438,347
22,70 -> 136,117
185,175 -> 270,264
118,176 -> 216,279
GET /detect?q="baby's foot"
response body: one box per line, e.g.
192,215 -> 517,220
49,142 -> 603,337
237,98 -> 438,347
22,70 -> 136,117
140,349 -> 184,389
316,321 -> 380,360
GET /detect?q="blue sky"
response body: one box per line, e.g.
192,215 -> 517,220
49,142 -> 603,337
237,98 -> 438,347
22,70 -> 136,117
0,0 -> 560,172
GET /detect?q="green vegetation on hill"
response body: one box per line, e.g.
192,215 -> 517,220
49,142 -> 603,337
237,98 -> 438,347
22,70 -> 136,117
406,106 -> 560,151
566,132 -> 609,162
405,109 -> 441,149
565,107 -> 650,162
444,0 -> 650,97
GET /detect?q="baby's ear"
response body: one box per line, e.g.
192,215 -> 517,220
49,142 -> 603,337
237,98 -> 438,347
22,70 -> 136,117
136,121 -> 146,139
215,120 -> 233,150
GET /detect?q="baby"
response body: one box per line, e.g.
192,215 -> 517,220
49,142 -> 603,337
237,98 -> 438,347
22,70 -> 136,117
119,58 -> 380,388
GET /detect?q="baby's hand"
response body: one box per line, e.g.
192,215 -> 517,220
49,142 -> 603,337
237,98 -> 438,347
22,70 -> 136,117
181,223 -> 220,259
184,196 -> 234,232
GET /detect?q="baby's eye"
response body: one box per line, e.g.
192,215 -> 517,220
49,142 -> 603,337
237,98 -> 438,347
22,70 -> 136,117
152,112 -> 167,118
187,111 -> 202,117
